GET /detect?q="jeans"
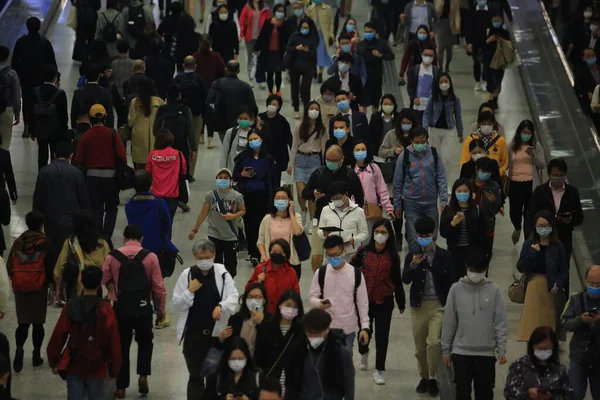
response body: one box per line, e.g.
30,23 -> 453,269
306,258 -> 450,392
245,40 -> 257,81
86,176 -> 120,248
345,332 -> 356,354
508,180 -> 533,231
569,359 -> 600,400
452,354 -> 496,400
37,138 -> 57,171
66,375 -> 105,400
358,297 -> 394,371
403,200 -> 439,252
208,236 -> 238,278
115,312 -> 154,390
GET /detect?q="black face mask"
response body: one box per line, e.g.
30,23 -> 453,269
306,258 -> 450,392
270,253 -> 287,264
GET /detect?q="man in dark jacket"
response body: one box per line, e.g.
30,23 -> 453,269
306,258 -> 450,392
282,2 -> 319,46
402,215 -> 454,397
323,53 -> 365,111
574,48 -> 600,113
406,42 -> 440,123
330,90 -> 369,142
71,65 -> 114,129
11,17 -> 57,137
32,142 -> 89,258
561,264 -> 600,400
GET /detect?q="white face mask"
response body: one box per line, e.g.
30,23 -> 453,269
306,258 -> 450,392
480,125 -> 493,135
280,306 -> 299,320
228,359 -> 247,372
381,105 -> 394,114
471,153 -> 485,161
534,349 -> 553,361
422,55 -> 433,65
585,10 -> 593,18
373,233 -> 388,245
219,13 -> 228,21
196,259 -> 214,271
308,337 -> 325,349
467,271 -> 486,283
439,83 -> 451,91
267,104 -> 278,114
333,198 -> 345,209
246,298 -> 264,311
308,109 -> 320,120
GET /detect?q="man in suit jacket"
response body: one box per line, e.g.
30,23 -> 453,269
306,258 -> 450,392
329,90 -> 369,149
574,48 -> 600,113
323,53 -> 365,110
30,65 -> 68,171
71,64 -> 114,130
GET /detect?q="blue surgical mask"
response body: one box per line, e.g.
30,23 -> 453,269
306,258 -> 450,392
413,143 -> 427,152
364,32 -> 375,40
520,133 -> 532,142
326,160 -> 340,171
346,24 -> 355,32
492,21 -> 502,28
401,123 -> 412,132
294,8 -> 304,17
417,236 -> 433,247
587,57 -> 597,66
338,62 -> 350,73
337,100 -> 350,112
478,171 -> 492,181
417,33 -> 427,41
340,44 -> 352,53
333,129 -> 346,139
353,151 -> 367,161
300,28 -> 310,35
328,255 -> 344,268
238,119 -> 251,129
274,199 -> 289,211
249,139 -> 262,150
275,11 -> 285,19
455,192 -> 470,203
587,285 -> 600,296
536,226 -> 553,237
216,179 -> 230,189
477,0 -> 486,7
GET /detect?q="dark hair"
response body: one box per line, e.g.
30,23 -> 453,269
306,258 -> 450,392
26,17 -> 41,33
136,79 -> 157,117
409,126 -> 429,141
81,266 -> 102,290
351,141 -> 373,167
89,40 -> 109,65
116,41 -> 130,54
469,138 -> 486,152
527,326 -> 560,364
273,289 -> 304,323
323,235 -> 344,250
43,65 -> 58,82
364,218 -> 401,267
176,14 -> 197,37
363,21 -> 376,30
265,93 -> 283,109
530,210 -> 559,244
340,17 -> 357,36
335,89 -> 350,98
299,100 -> 325,141
547,158 -> 567,174
106,0 -> 119,9
248,0 -> 265,10
0,353 -> 9,378
380,93 -> 398,114
272,3 -> 285,14
0,46 -> 9,62
269,186 -> 293,217
421,40 -> 436,52
337,32 -> 352,42
465,249 -> 489,272
337,52 -> 354,64
134,170 -> 152,192
432,72 -> 456,100
238,282 -> 268,320
330,180 -> 348,196
151,39 -> 164,55
395,108 -> 419,141
331,114 -> 350,129
259,377 -> 283,397
25,211 -> 45,231
236,105 -> 255,119
166,84 -> 181,102
154,128 -> 174,149
269,238 -> 291,260
123,224 -> 143,240
302,308 -> 332,331
73,211 -> 102,254
475,156 -> 498,173
478,102 -> 495,115
512,119 -> 536,152
86,64 -> 100,82
478,111 -> 496,124
414,215 -> 436,235
217,337 -> 257,388
320,80 -> 336,95
448,178 -> 476,214
297,17 -> 312,33
54,141 -> 73,159
244,129 -> 268,158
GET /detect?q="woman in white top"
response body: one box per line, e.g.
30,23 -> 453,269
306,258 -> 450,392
287,100 -> 328,230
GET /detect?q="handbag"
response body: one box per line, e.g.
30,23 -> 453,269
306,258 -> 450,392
199,347 -> 224,377
364,201 -> 383,220
376,158 -> 395,184
490,39 -> 516,70
178,152 -> 189,203
293,232 -> 311,262
508,272 -> 528,304
111,130 -> 135,190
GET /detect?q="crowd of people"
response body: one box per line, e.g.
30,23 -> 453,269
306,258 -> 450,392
0,0 -> 594,398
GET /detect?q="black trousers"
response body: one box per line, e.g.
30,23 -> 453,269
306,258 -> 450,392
0,333 -> 11,398
472,48 -> 485,82
450,246 -> 469,281
183,333 -> 217,400
37,138 -> 57,171
158,0 -> 171,11
508,180 -> 533,231
483,235 -> 495,276
358,297 -> 394,371
373,2 -> 399,42
116,312 -> 154,390
87,176 -> 120,248
112,85 -> 127,128
289,70 -> 313,112
209,236 -> 238,278
73,27 -> 96,62
22,85 -> 35,128
452,354 -> 496,400
266,71 -> 282,93
243,191 -> 269,259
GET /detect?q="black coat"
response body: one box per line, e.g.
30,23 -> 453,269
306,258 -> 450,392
32,83 -> 69,139
402,246 -> 455,308
11,33 -> 57,87
254,319 -> 305,378
574,63 -> 599,111
439,205 -> 482,250
282,15 -> 318,48
256,19 -> 287,67
323,73 -> 365,109
144,54 -> 175,100
407,64 -> 441,105
327,110 -> 369,146
285,32 -> 318,75
369,111 -> 399,151
465,8 -> 492,49
32,160 -> 89,218
258,112 -> 292,172
0,148 -> 17,203
209,19 -> 240,63
208,74 -> 257,127
71,84 -> 113,129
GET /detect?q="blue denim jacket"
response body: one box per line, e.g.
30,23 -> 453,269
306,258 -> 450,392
422,94 -> 464,137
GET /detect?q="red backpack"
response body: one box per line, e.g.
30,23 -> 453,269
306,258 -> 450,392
11,240 -> 46,292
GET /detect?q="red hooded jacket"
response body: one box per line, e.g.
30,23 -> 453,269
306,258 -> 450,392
246,259 -> 300,314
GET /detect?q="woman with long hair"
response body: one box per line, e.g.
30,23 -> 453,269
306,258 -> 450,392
378,108 -> 418,159
256,4 -> 286,95
341,17 -> 360,45
507,120 -> 546,245
440,178 -> 482,279
349,219 -> 405,385
214,336 -> 260,399
128,79 -> 165,169
369,94 -> 400,150
287,100 -> 327,232
239,0 -> 271,86
516,211 -> 569,342
469,102 -> 506,136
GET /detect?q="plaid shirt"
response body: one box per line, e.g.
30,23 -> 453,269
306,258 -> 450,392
110,56 -> 134,98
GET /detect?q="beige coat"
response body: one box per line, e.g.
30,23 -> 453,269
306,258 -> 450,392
307,4 -> 334,40
378,129 -> 404,159
128,96 -> 164,164
257,213 -> 303,265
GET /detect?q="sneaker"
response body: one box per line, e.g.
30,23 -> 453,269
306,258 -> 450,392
155,316 -> 171,329
259,83 -> 266,89
511,229 -> 521,245
276,91 -> 282,97
199,135 -> 205,144
188,176 -> 196,183
308,226 -> 313,235
139,376 -> 149,395
373,370 -> 385,385
317,72 -> 323,83
428,379 -> 439,397
249,79 -> 255,88
294,112 -> 300,120
114,389 -> 126,399
415,379 -> 428,393
312,218 -> 318,228
22,125 -> 29,138
178,202 -> 191,213
359,353 -> 368,370
13,348 -> 23,373
474,82 -> 481,91
207,137 -> 215,149
250,257 -> 259,267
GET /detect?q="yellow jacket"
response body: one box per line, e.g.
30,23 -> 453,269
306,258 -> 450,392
306,3 -> 334,40
460,132 -> 509,176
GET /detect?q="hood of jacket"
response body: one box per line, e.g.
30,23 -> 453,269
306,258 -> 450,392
457,276 -> 494,315
66,295 -> 101,324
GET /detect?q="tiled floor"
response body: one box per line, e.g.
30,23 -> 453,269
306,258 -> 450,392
0,0 -> 585,399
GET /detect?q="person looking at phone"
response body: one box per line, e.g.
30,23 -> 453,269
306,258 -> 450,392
214,337 -> 260,400
402,215 -> 455,396
561,264 -> 600,399
504,326 -> 572,399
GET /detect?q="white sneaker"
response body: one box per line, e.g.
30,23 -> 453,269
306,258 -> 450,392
312,218 -> 318,228
359,353 -> 368,370
308,226 -> 313,235
249,79 -> 255,88
373,370 -> 385,385
474,82 -> 481,91
259,83 -> 267,89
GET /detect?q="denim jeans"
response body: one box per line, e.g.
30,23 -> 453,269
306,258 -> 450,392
569,359 -> 600,400
66,375 -> 105,400
345,332 -> 356,354
404,200 -> 439,252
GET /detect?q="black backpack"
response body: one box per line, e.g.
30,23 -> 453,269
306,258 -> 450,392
204,79 -> 228,131
33,87 -> 61,140
110,249 -> 152,317
161,105 -> 187,146
127,5 -> 146,40
102,13 -> 120,42
177,74 -> 205,116
318,264 -> 362,329
0,67 -> 12,115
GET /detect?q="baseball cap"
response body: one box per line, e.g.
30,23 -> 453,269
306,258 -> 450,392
89,104 -> 107,118
216,168 -> 232,178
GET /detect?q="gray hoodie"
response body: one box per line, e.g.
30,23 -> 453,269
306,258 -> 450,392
441,277 -> 508,358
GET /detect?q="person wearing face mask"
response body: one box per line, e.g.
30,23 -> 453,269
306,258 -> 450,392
258,95 -> 292,184
459,111 -> 508,178
525,158 -> 583,265
254,290 -> 305,396
248,239 -> 300,314
256,5 -> 288,96
313,82 -> 339,129
209,5 -> 241,63
441,249 -> 508,399
255,188 -> 304,277
215,337 -> 260,399
574,48 -> 600,113
516,211 -> 569,342
378,107 -> 419,160
285,19 -> 318,119
459,138 -> 501,185
465,0 -> 492,93
189,168 -> 246,277
468,101 -> 506,137
172,239 -> 239,398
330,90 -> 369,140
483,14 -> 510,109
328,33 -> 367,86
341,17 -> 360,43
505,326 -> 572,399
561,264 -> 600,400
566,6 -> 596,65
402,215 -> 455,396
203,0 -> 241,38
398,26 -> 437,86
349,219 -> 405,385
282,2 -> 318,47
221,108 -> 257,170
407,43 -> 441,123
326,116 -> 357,166
369,94 -> 400,150
323,53 -> 365,111
286,308 -> 356,400
356,22 -> 395,113
400,0 -> 436,46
